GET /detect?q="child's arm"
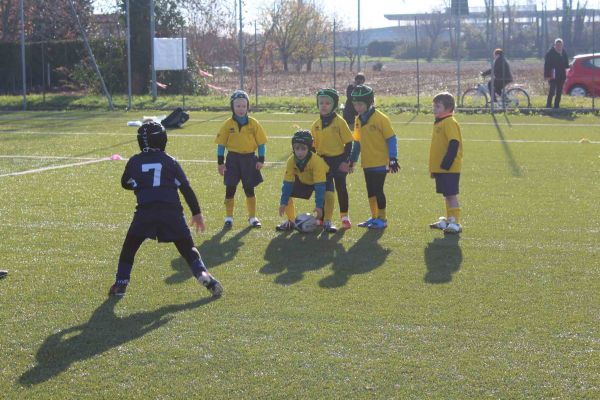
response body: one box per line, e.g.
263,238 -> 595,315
279,180 -> 294,216
338,142 -> 353,173
386,135 -> 400,173
120,160 -> 137,190
313,182 -> 325,220
179,184 -> 205,233
441,140 -> 460,170
217,145 -> 226,175
256,144 -> 266,170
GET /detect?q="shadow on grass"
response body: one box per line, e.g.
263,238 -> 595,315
260,230 -> 346,285
19,296 -> 215,386
319,230 -> 391,288
423,234 -> 462,283
166,227 -> 253,284
491,113 -> 524,177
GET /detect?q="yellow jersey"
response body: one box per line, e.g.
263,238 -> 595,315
311,114 -> 354,157
214,116 -> 267,154
429,115 -> 463,173
283,153 -> 329,185
352,109 -> 395,168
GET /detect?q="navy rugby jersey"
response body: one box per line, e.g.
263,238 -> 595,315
121,151 -> 190,208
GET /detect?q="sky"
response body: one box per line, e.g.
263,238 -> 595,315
93,0 -> 573,30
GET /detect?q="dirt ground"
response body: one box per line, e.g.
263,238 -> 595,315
210,60 -> 547,97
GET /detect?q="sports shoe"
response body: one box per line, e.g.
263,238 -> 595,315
429,216 -> 448,230
197,271 -> 223,298
223,217 -> 233,229
0,270 -> 7,279
275,220 -> 295,231
108,282 -> 128,297
323,220 -> 338,233
443,217 -> 462,234
341,216 -> 352,229
367,218 -> 387,229
248,217 -> 262,228
358,218 -> 375,228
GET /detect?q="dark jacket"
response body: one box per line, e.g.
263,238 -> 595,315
544,47 -> 569,81
482,55 -> 513,84
343,83 -> 358,126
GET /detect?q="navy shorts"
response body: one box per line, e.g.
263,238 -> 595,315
433,173 -> 460,196
322,154 -> 348,191
224,152 -> 263,188
291,177 -> 314,200
127,205 -> 191,243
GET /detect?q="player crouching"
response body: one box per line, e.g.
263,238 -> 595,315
276,130 -> 329,232
109,121 -> 223,298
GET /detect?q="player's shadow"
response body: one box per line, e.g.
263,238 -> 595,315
261,231 -> 344,285
491,113 -> 523,177
319,230 -> 391,288
166,227 -> 252,284
19,296 -> 215,386
423,234 -> 463,283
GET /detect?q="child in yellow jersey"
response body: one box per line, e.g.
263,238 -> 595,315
349,85 -> 400,230
276,130 -> 329,232
429,92 -> 463,233
215,90 -> 268,229
311,88 -> 355,232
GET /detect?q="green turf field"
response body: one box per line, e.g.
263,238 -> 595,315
0,111 -> 599,399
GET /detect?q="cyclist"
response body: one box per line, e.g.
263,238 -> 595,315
481,48 -> 513,103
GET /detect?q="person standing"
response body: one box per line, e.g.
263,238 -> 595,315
343,73 -> 365,128
544,38 -> 569,109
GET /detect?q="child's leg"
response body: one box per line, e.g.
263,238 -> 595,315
365,171 -> 387,220
364,172 -> 379,219
174,237 -> 223,296
324,190 -> 336,221
115,234 -> 145,284
334,174 -> 349,218
284,198 -> 296,221
445,195 -> 460,223
174,237 -> 208,278
224,185 -> 237,218
243,186 -> 256,218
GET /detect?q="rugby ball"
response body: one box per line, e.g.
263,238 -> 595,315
295,213 -> 318,233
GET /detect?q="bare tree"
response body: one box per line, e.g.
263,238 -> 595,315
422,10 -> 448,61
261,0 -> 310,72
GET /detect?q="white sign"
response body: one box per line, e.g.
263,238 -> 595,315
154,38 -> 187,71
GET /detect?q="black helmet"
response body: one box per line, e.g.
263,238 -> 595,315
316,88 -> 339,112
137,121 -> 167,151
230,90 -> 250,112
291,130 -> 313,148
351,84 -> 374,107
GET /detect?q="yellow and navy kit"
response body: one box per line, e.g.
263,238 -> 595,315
429,115 -> 463,173
215,117 -> 267,154
352,109 -> 395,168
311,114 -> 354,157
283,153 -> 329,185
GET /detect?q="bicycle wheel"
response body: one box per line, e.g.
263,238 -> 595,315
461,88 -> 489,108
505,88 -> 530,109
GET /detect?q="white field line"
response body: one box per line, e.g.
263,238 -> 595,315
1,111 -> 600,127
0,157 -> 110,177
0,131 -> 597,143
0,156 -> 287,178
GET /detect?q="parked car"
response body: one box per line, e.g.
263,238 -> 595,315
213,65 -> 233,73
563,53 -> 600,96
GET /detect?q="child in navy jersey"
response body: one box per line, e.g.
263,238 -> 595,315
109,121 -> 223,297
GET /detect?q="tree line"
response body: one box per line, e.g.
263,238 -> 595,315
0,0 -> 598,95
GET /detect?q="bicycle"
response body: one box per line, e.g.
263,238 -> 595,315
461,80 -> 531,109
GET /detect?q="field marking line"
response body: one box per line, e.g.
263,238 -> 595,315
0,155 -> 100,160
0,130 -> 598,144
0,157 -> 110,178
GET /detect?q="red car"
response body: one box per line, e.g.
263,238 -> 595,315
564,53 -> 600,96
